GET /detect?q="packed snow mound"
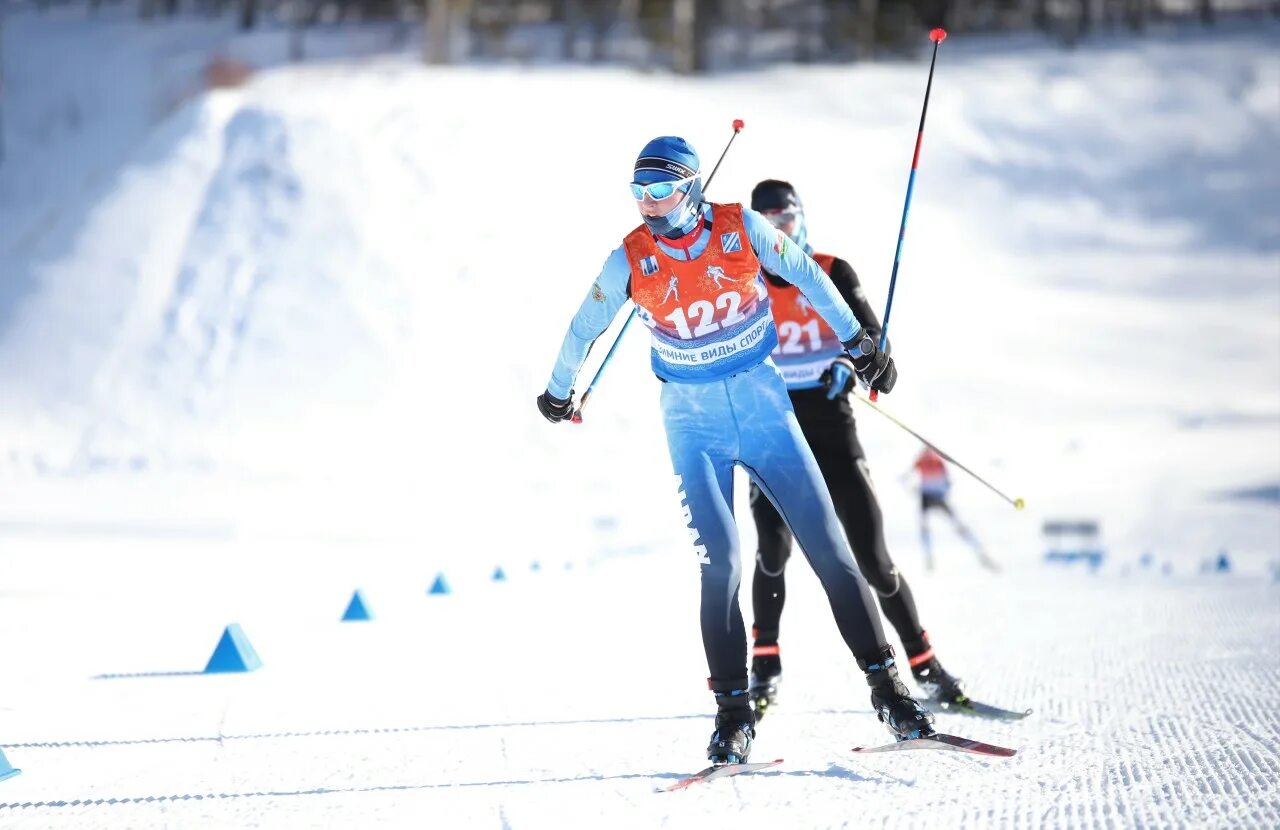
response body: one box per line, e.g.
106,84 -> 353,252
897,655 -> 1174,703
156,105 -> 307,416
139,105 -> 399,432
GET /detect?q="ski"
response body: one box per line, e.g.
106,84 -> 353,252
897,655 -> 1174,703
852,732 -> 1017,757
662,758 -> 783,792
927,698 -> 1033,721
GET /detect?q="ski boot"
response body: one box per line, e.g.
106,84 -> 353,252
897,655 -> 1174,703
748,645 -> 782,721
904,632 -> 969,707
707,684 -> 755,765
858,646 -> 936,741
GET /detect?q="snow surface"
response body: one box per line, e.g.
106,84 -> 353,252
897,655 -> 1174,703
0,8 -> 1277,828
0,536 -> 1277,827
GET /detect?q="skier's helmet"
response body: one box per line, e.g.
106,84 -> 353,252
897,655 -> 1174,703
632,136 -> 704,237
751,179 -> 809,254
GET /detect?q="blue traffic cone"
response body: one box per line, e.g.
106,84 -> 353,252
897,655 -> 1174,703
0,748 -> 20,783
428,573 -> 452,595
342,589 -> 373,621
1215,551 -> 1231,573
492,566 -> 507,582
530,560 -> 542,573
204,623 -> 262,673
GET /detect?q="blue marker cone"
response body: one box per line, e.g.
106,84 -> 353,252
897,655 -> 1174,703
428,573 -> 452,595
204,623 -> 262,673
342,589 -> 373,621
492,566 -> 507,582
531,560 -> 542,573
0,748 -> 20,783
1215,551 -> 1231,573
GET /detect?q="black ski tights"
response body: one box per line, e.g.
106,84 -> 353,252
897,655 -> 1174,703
749,392 -> 925,652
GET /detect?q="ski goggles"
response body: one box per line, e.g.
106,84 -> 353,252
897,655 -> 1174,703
630,173 -> 699,201
761,209 -> 801,228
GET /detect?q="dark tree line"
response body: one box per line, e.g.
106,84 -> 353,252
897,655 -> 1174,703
8,0 -> 1280,68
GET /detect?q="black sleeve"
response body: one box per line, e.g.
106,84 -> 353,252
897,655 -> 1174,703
827,257 -> 883,337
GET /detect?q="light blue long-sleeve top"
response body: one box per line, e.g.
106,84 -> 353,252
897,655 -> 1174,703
545,203 -> 862,400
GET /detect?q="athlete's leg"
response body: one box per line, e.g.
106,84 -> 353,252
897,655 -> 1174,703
661,381 -> 750,688
794,406 -> 928,646
833,468 -> 928,644
940,501 -> 1000,571
748,481 -> 791,650
747,480 -> 789,712
730,366 -> 887,659
920,499 -> 936,572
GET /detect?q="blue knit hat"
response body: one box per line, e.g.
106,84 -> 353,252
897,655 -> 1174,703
633,136 -> 701,185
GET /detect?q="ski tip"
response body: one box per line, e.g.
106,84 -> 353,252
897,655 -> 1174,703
662,758 -> 783,792
852,734 -> 1019,758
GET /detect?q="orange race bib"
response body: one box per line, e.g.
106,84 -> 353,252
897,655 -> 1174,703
764,253 -> 845,389
623,204 -> 776,383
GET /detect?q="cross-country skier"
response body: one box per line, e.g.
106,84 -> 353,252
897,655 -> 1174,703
911,446 -> 1000,572
536,137 -> 934,765
745,179 -> 970,718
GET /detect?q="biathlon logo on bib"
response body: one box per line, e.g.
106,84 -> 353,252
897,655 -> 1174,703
720,231 -> 742,253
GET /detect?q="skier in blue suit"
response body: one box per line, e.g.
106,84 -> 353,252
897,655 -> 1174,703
536,136 -> 933,764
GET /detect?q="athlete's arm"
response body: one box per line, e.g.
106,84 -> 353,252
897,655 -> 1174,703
828,257 -> 884,338
742,208 -> 861,343
545,246 -> 631,400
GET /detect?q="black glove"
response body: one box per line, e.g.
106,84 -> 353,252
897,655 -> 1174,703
820,355 -> 857,400
842,331 -> 898,394
537,389 -> 575,423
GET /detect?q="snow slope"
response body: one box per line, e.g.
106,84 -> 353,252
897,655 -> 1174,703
1,14 -> 1276,564
0,11 -> 1277,828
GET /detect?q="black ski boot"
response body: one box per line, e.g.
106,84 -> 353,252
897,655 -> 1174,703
748,647 -> 782,721
904,632 -> 968,706
707,685 -> 755,764
858,646 -> 936,741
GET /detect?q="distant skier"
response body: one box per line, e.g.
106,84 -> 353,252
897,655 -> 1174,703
746,179 -> 971,717
911,446 -> 1000,572
536,137 -> 932,766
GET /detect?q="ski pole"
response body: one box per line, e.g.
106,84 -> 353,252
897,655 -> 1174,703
871,27 -> 947,403
570,310 -> 636,423
850,390 -> 1025,511
572,118 -> 745,425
